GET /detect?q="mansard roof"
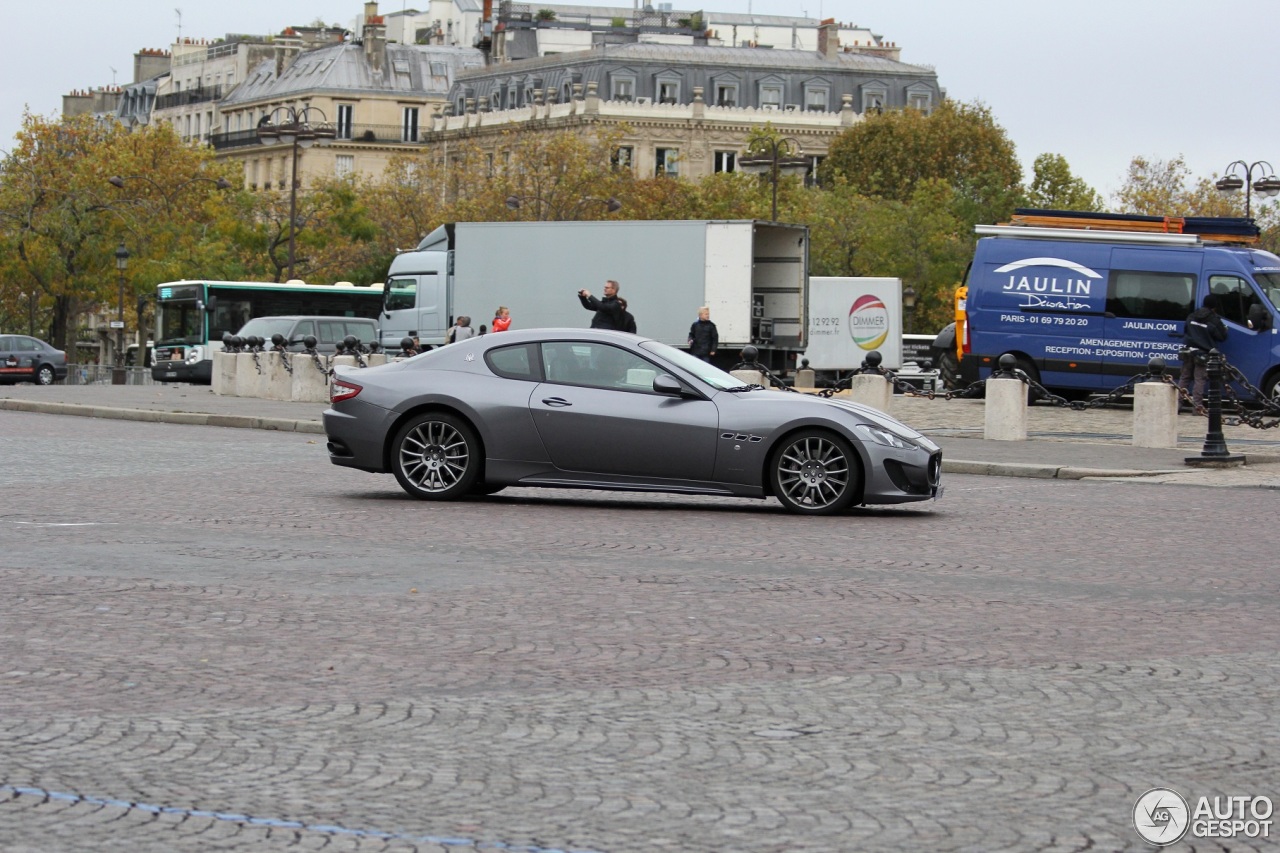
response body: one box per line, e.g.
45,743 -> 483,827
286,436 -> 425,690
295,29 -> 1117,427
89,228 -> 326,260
221,41 -> 486,105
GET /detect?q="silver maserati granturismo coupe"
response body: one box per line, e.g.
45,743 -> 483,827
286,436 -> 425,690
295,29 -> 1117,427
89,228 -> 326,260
323,329 -> 942,515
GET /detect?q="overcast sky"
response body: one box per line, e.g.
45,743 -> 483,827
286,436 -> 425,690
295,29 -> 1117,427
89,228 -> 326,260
4,0 -> 1277,203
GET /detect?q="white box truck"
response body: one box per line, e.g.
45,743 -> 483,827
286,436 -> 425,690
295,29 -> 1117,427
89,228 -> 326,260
380,220 -> 809,369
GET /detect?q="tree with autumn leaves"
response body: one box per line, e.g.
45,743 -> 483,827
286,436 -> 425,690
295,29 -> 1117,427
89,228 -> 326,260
4,102 -> 1275,355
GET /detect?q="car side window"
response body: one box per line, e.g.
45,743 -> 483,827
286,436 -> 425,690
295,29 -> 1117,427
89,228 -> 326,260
540,341 -> 661,392
18,337 -> 41,351
294,321 -> 315,340
486,343 -> 540,380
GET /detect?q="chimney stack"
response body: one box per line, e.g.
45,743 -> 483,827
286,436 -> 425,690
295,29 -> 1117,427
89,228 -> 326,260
817,18 -> 839,59
363,2 -> 387,74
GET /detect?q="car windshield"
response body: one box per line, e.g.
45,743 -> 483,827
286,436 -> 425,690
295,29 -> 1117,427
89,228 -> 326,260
237,318 -> 298,339
639,340 -> 753,390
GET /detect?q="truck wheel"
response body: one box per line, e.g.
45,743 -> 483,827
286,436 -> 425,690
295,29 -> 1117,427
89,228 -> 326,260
769,429 -> 861,515
392,413 -> 480,500
938,350 -> 962,390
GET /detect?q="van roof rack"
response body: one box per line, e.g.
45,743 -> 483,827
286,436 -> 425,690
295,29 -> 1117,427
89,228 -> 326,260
1001,208 -> 1260,245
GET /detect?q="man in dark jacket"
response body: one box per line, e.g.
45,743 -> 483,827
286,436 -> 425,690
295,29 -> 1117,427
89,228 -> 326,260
688,306 -> 719,361
577,280 -> 625,330
618,297 -> 638,334
1179,294 -> 1228,412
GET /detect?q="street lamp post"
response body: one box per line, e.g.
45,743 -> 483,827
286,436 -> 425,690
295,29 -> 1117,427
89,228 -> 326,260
902,285 -> 918,335
505,194 -> 623,220
113,243 -> 129,383
1215,160 -> 1280,219
737,135 -> 808,221
257,106 -> 335,280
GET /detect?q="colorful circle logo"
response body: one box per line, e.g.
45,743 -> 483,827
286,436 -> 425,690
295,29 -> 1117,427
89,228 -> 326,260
848,294 -> 890,351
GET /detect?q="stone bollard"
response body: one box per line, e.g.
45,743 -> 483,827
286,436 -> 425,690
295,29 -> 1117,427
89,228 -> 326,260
848,373 -> 892,411
292,353 -> 331,403
794,359 -> 816,389
233,352 -> 260,398
1132,381 -> 1179,448
984,375 -> 1028,441
367,353 -> 389,367
212,350 -> 237,395
730,369 -> 768,386
263,351 -> 294,401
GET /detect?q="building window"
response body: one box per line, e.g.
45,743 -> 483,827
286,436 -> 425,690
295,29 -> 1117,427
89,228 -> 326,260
760,85 -> 783,109
805,87 -> 829,111
336,104 -> 353,139
658,80 -> 679,104
656,147 -> 679,177
862,88 -> 887,113
715,84 -> 737,107
334,155 -> 354,177
613,146 -> 634,171
714,151 -> 736,173
402,107 -> 419,142
611,77 -> 634,101
907,91 -> 932,111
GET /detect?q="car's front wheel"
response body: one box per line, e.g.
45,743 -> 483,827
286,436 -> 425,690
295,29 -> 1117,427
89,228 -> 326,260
391,413 -> 480,500
770,429 -> 860,515
35,364 -> 56,386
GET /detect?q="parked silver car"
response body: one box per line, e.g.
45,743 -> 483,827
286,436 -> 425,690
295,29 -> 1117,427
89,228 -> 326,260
0,335 -> 67,385
323,329 -> 942,514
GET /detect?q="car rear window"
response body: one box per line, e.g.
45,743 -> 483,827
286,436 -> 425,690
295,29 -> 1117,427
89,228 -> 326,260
486,343 -> 539,380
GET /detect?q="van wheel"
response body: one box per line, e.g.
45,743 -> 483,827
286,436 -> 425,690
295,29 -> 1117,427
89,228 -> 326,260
1262,373 -> 1280,404
938,350 -> 962,391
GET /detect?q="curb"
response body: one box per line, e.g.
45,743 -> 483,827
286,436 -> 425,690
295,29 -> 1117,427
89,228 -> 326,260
0,399 -> 326,435
939,460 -> 1167,480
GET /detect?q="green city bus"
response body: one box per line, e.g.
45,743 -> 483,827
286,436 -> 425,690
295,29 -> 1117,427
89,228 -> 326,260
151,279 -> 384,383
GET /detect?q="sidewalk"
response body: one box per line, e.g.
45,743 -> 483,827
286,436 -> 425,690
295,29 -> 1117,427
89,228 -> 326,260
4,384 -> 1280,489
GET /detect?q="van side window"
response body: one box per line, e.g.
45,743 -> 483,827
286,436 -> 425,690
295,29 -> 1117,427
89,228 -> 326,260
1208,275 -> 1256,326
1105,270 -> 1194,321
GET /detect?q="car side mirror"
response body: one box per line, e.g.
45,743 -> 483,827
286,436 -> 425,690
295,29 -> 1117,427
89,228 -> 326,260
653,374 -> 685,396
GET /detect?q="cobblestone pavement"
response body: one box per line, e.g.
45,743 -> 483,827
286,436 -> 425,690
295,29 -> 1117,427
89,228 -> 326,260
1,412 -> 1278,852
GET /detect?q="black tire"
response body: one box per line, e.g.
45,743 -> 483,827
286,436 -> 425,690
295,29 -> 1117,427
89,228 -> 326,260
391,413 -> 480,501
35,364 -> 56,386
769,429 -> 861,515
938,350 -> 962,391
1262,373 -> 1280,405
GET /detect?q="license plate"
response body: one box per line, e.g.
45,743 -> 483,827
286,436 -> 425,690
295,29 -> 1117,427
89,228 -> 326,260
933,485 -> 945,501
162,372 -> 178,379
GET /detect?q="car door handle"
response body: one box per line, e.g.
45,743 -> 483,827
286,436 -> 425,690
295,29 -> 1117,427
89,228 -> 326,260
541,397 -> 572,407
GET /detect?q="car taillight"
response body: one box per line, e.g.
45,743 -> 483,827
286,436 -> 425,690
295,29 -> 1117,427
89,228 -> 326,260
331,379 -> 362,403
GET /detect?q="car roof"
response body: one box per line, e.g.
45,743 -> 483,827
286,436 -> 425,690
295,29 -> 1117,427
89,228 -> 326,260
469,328 -> 650,345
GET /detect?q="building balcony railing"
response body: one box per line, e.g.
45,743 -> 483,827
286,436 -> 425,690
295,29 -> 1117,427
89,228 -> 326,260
210,123 -> 426,151
155,85 -> 223,111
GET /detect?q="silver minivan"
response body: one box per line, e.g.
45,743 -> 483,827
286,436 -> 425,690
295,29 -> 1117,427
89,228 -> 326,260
233,316 -> 380,354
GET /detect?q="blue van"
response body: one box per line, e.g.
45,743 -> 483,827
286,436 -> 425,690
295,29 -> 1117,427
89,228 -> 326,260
959,224 -> 1280,398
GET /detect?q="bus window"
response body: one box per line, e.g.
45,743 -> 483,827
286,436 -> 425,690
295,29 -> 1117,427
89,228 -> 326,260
212,300 -> 251,341
385,278 -> 417,311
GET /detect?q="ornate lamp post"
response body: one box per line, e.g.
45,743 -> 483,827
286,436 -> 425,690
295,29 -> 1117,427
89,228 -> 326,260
112,243 -> 129,382
257,106 -> 335,279
902,285 -> 918,335
737,135 -> 808,221
505,194 -> 623,220
1215,160 -> 1280,219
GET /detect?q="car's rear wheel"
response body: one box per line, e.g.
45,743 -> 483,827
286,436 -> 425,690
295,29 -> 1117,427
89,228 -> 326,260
391,413 -> 480,500
35,364 -> 55,386
770,429 -> 860,515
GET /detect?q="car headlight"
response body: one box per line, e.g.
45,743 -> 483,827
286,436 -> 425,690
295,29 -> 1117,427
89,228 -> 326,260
854,423 -> 915,450
186,346 -> 203,365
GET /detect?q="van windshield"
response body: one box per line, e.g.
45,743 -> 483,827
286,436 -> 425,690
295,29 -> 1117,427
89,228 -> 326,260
236,318 -> 298,340
1257,273 -> 1280,312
